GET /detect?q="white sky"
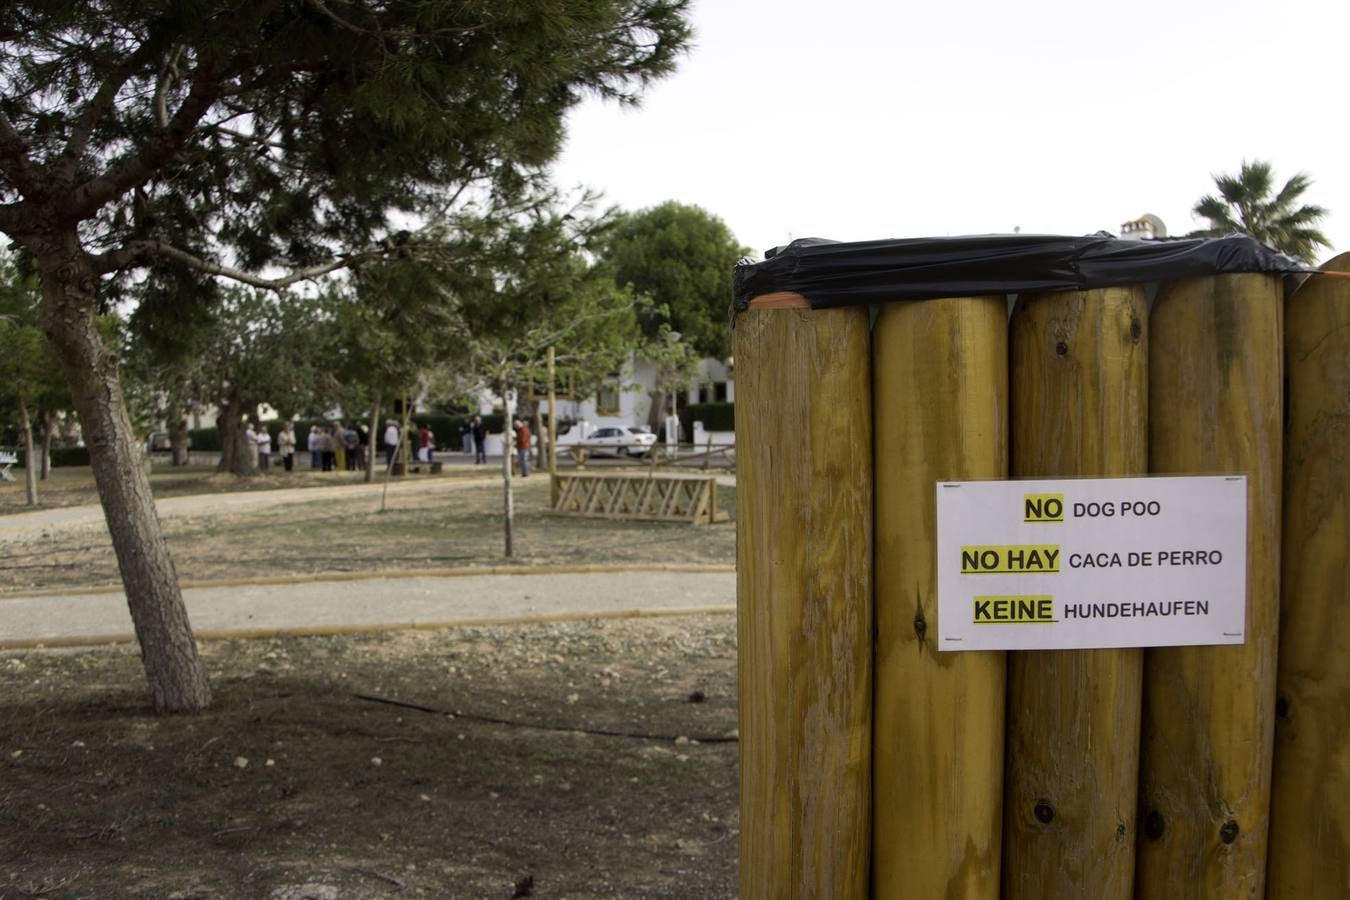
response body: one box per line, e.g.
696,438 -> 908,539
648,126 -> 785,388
552,0 -> 1350,259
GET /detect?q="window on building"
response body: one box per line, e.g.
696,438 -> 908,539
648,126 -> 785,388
697,381 -> 728,404
596,379 -> 621,415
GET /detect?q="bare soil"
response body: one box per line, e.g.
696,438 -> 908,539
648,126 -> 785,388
0,477 -> 736,594
0,615 -> 739,898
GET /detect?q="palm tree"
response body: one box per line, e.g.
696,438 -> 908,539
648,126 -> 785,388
1190,160 -> 1330,263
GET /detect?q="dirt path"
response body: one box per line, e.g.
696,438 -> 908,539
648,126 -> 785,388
0,568 -> 735,648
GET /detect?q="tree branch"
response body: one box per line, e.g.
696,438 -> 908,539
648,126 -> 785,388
0,109 -> 43,198
90,237 -> 455,289
91,239 -> 369,287
63,66 -> 226,222
0,200 -> 29,235
203,123 -> 287,150
59,34 -> 174,179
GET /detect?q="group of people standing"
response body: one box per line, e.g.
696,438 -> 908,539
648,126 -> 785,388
381,419 -> 437,467
241,416 -> 533,474
458,415 -> 531,473
307,421 -> 368,472
239,421 -> 368,473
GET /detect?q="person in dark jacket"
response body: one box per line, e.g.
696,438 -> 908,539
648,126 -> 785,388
471,416 -> 487,465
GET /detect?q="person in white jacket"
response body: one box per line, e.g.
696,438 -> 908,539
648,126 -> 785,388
278,423 -> 296,472
243,422 -> 259,470
383,420 -> 400,468
255,423 -> 272,472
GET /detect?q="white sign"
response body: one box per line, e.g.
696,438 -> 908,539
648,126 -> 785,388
935,476 -> 1247,651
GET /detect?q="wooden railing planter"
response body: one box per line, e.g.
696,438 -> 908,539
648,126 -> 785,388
549,469 -> 728,525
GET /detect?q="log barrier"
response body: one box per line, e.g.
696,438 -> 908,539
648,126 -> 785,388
734,249 -> 1347,898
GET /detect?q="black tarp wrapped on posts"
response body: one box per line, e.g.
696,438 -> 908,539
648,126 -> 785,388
732,233 -> 1309,311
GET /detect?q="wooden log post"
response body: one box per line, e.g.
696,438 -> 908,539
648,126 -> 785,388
1137,273 -> 1283,898
871,296 -> 1008,898
734,302 -> 873,899
1267,254 -> 1350,897
1002,287 -> 1148,898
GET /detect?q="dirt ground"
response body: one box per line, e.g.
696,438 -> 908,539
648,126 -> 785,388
0,615 -> 739,899
0,477 -> 736,594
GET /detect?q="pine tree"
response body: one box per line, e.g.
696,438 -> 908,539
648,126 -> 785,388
0,1 -> 691,711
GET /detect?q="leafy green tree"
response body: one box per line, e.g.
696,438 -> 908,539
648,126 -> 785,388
429,203 -> 647,557
327,257 -> 462,482
0,1 -> 690,710
195,288 -> 340,475
1190,160 -> 1331,263
641,322 -> 701,434
0,259 -> 65,505
602,201 -> 749,361
120,265 -> 221,467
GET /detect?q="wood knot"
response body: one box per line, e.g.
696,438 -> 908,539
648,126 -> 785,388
1219,819 -> 1239,845
1033,800 -> 1054,824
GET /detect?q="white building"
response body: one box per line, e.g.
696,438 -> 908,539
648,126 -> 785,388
480,352 -> 736,447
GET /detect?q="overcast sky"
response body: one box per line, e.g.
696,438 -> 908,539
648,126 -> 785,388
552,0 -> 1350,260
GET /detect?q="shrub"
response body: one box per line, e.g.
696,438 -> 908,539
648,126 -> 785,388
8,445 -> 91,468
186,426 -> 221,451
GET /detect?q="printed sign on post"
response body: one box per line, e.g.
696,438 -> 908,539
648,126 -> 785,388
935,476 -> 1247,651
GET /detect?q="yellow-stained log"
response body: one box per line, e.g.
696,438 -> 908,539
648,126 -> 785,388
1267,253 -> 1350,898
872,296 -> 1008,899
734,304 -> 873,899
1002,287 -> 1148,898
1137,273 -> 1283,899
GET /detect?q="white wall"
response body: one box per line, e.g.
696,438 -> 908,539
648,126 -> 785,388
471,351 -> 736,440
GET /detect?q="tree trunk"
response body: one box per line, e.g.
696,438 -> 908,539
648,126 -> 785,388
168,398 -> 189,466
40,409 -> 54,480
36,233 -> 210,713
365,395 -> 382,484
60,409 -> 79,446
646,388 -> 667,432
17,395 -> 38,506
216,394 -> 255,476
533,405 -> 545,473
502,385 -> 515,558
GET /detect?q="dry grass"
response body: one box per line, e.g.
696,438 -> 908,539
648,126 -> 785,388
0,475 -> 736,594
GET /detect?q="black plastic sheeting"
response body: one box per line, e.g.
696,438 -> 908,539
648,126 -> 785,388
732,233 -> 1309,311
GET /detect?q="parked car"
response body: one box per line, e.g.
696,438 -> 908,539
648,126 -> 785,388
583,426 -> 657,457
145,432 -> 191,453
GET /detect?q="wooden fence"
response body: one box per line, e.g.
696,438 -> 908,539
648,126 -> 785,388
550,469 -> 726,525
733,258 -> 1349,898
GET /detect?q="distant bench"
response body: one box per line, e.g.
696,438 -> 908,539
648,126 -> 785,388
0,451 -> 16,482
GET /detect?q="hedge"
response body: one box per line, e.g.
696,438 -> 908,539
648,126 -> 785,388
683,402 -> 734,433
6,446 -> 91,468
180,412 -> 516,455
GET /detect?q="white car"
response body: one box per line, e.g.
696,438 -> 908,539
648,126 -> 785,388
584,426 -> 657,457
